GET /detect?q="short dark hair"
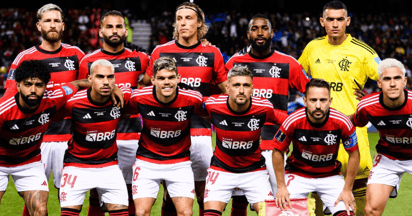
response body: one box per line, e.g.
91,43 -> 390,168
15,60 -> 51,84
153,57 -> 178,77
100,10 -> 124,26
323,1 -> 348,16
249,13 -> 272,31
305,78 -> 330,96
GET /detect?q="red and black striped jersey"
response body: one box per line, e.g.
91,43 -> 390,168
127,86 -> 206,164
204,95 -> 287,173
146,40 -> 227,136
226,50 -> 309,150
0,84 -> 77,167
273,107 -> 358,178
4,43 -> 85,143
78,48 -> 149,140
354,90 -> 412,160
57,87 -> 132,168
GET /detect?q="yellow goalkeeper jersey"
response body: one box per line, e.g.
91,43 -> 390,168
299,34 -> 381,182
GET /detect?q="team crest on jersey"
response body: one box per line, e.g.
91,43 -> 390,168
269,65 -> 281,78
125,60 -> 136,71
175,110 -> 187,121
110,107 -> 121,119
64,59 -> 76,71
338,57 -> 351,71
324,134 -> 338,145
196,55 -> 208,67
406,117 -> 412,129
38,113 -> 50,125
247,118 -> 260,131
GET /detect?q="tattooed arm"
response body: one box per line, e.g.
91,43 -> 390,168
69,79 -> 90,90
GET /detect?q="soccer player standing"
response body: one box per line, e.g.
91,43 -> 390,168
298,1 -> 381,214
58,59 -> 131,216
203,65 -> 287,216
225,14 -> 309,214
78,10 -> 149,215
3,4 -> 85,215
351,59 -> 412,216
128,57 -> 206,216
273,78 -> 360,216
142,2 -> 227,215
0,60 -> 91,216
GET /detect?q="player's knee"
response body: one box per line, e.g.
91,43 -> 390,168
33,205 -> 48,216
135,209 -> 150,216
176,209 -> 192,216
364,203 -> 383,216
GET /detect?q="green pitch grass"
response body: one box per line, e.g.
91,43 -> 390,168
1,133 -> 411,215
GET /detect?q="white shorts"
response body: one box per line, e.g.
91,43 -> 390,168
190,136 -> 213,181
368,154 -> 412,196
117,140 -> 139,184
59,165 -> 128,207
41,141 -> 68,188
132,159 -> 195,200
285,173 -> 351,215
204,167 -> 274,205
233,150 -> 285,197
0,161 -> 49,192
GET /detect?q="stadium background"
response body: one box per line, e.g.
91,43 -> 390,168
1,0 -> 412,215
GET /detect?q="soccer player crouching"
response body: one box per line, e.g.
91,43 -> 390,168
57,59 -> 131,216
203,65 -> 288,216
273,78 -> 360,216
0,60 -> 95,216
127,57 -> 207,216
350,58 -> 412,216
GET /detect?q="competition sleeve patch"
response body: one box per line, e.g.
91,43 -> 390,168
274,129 -> 287,143
343,131 -> 357,149
61,85 -> 73,95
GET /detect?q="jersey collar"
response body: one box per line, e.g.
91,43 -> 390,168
87,88 -> 111,106
152,86 -> 179,106
175,40 -> 201,49
325,34 -> 352,46
14,93 -> 41,114
305,107 -> 330,128
226,96 -> 252,115
36,44 -> 62,54
248,49 -> 274,60
101,48 -> 125,56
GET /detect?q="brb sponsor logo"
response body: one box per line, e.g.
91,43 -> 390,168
150,128 -> 182,139
301,150 -> 333,162
85,129 -> 116,142
222,139 -> 253,150
253,88 -> 273,99
180,77 -> 201,88
9,132 -> 42,145
330,82 -> 343,92
386,135 -> 412,144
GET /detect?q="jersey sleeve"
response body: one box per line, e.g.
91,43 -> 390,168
289,59 -> 310,94
212,48 -> 228,84
125,89 -> 141,115
138,51 -> 150,73
341,117 -> 358,152
364,52 -> 380,81
298,41 -> 312,75
353,101 -> 370,127
145,48 -> 160,78
120,86 -> 133,106
272,125 -> 292,152
78,57 -> 90,80
266,107 -> 288,126
53,83 -> 78,111
4,60 -> 20,95
224,55 -> 235,73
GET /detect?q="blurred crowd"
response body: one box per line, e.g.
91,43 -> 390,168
2,7 -> 412,92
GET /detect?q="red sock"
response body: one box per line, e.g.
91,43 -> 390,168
109,209 -> 129,216
22,205 -> 30,216
204,210 -> 222,216
87,197 -> 104,216
230,196 -> 248,216
61,208 -> 81,216
128,200 -> 136,216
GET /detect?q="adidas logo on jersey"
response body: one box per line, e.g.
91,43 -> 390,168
299,136 -> 307,142
147,111 -> 156,116
10,124 -> 19,130
315,58 -> 321,63
219,120 -> 228,126
41,181 -> 47,186
377,121 -> 386,126
83,113 -> 92,119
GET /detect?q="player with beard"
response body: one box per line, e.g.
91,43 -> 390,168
225,14 -> 309,215
78,10 -> 149,216
273,78 -> 360,216
2,4 -> 86,216
141,2 -> 227,216
298,2 -> 381,214
0,60 -> 96,216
